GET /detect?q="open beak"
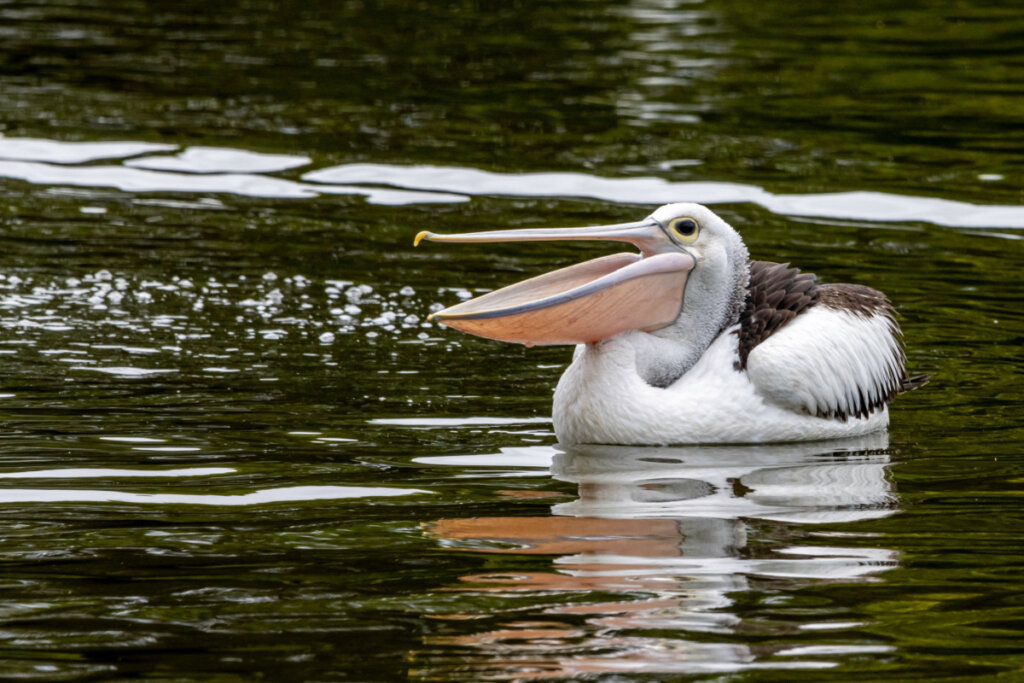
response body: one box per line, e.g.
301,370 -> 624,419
415,218 -> 695,346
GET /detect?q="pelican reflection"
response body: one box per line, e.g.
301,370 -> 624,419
416,434 -> 898,679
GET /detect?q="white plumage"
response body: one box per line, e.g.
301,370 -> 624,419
553,323 -> 890,446
420,202 -> 925,445
746,306 -> 905,422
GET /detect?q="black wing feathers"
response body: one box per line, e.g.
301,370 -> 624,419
736,260 -> 818,370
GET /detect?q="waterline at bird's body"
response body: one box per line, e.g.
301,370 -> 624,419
553,325 -> 889,445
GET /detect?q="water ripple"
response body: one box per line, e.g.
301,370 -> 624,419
0,135 -> 468,204
0,485 -> 433,506
4,136 -> 1022,224
0,136 -> 176,164
418,436 -> 899,678
124,147 -> 311,174
306,163 -> 1024,228
0,467 -> 234,479
373,417 -> 551,427
0,267 -> 458,377
0,159 -> 467,203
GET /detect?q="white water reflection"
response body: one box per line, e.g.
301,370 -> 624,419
419,434 -> 898,677
0,467 -> 234,479
415,445 -> 556,469
125,147 -> 310,174
2,135 -> 1021,223
0,136 -> 176,164
0,485 -> 431,506
307,163 -> 1024,228
70,366 -> 177,377
98,436 -> 167,443
0,135 -> 466,203
377,416 -> 551,428
0,159 -> 467,204
552,434 -> 895,524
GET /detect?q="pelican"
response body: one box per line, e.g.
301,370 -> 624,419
415,203 -> 927,445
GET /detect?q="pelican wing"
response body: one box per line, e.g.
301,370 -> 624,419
741,269 -> 924,421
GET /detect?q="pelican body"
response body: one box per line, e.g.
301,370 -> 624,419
416,203 -> 926,445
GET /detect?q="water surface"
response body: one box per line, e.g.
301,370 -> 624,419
0,0 -> 1022,680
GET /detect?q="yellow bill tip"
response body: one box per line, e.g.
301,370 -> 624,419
414,230 -> 434,247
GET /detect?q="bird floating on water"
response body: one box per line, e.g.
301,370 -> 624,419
415,203 -> 927,445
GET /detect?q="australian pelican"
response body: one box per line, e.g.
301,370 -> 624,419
416,203 -> 927,445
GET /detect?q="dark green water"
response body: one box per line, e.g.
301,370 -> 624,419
0,1 -> 1022,680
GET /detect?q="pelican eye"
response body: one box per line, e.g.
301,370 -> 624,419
668,217 -> 700,242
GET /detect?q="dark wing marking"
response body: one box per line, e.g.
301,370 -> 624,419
735,260 -> 818,370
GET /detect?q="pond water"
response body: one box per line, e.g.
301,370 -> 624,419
0,0 -> 1022,680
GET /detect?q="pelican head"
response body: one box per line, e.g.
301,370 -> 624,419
416,203 -> 750,384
